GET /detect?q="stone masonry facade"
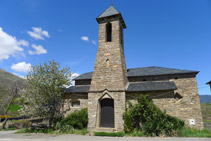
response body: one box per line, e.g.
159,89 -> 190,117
126,75 -> 204,129
62,5 -> 204,133
88,16 -> 128,132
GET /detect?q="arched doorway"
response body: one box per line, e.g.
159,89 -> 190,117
100,98 -> 114,128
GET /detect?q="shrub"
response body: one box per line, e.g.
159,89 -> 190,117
60,108 -> 88,129
53,108 -> 88,133
95,132 -> 125,137
124,112 -> 133,133
124,94 -> 184,136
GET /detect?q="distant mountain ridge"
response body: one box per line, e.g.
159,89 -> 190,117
0,68 -> 23,88
1,68 -> 210,103
200,95 -> 211,104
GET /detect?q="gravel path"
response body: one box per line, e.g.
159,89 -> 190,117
0,130 -> 210,141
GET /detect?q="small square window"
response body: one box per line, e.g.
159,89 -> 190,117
72,101 -> 80,108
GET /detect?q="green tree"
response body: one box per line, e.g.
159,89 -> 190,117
21,60 -> 71,127
124,95 -> 184,136
0,79 -> 26,129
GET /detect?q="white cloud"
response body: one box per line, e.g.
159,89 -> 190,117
70,73 -> 80,86
12,73 -> 26,79
27,27 -> 50,40
18,40 -> 29,47
81,36 -> 89,41
0,27 -> 25,61
92,40 -> 97,45
28,44 -> 47,55
71,73 -> 79,86
11,62 -> 31,73
63,73 -> 79,88
72,73 -> 80,78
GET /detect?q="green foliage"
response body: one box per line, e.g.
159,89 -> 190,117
124,111 -> 134,133
71,129 -> 89,135
125,131 -> 144,137
124,94 -> 184,136
60,108 -> 88,129
201,103 -> 211,128
16,128 -> 89,135
1,126 -> 17,131
95,132 -> 125,137
21,60 -> 72,125
177,127 -> 211,137
6,104 -> 21,112
53,108 -> 88,133
15,128 -> 54,134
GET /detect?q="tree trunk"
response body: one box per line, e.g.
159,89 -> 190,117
2,92 -> 16,129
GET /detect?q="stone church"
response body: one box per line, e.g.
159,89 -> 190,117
62,5 -> 204,132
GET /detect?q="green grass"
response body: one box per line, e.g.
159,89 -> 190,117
70,129 -> 89,135
7,104 -> 21,112
177,128 -> 211,137
201,103 -> 211,128
94,132 -> 125,137
1,127 -> 17,131
125,131 -> 144,137
15,128 -> 89,135
15,128 -> 54,134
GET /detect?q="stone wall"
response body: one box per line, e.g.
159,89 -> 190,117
61,93 -> 88,117
88,16 -> 128,132
88,91 -> 125,132
126,77 -> 204,129
89,17 -> 128,92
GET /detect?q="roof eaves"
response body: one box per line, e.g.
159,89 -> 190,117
206,81 -> 211,85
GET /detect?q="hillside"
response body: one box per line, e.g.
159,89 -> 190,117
0,68 -> 23,87
0,68 -> 24,116
200,95 -> 211,104
201,103 -> 211,129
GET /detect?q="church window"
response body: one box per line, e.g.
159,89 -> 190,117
106,23 -> 112,42
72,100 -> 80,108
120,26 -> 123,45
174,93 -> 183,101
106,59 -> 110,67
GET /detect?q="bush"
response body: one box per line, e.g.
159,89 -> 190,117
95,132 -> 125,137
124,95 -> 184,136
124,112 -> 134,133
53,108 -> 88,133
60,108 -> 88,129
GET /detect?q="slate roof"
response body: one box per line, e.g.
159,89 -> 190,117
66,81 -> 177,93
96,5 -> 126,28
127,66 -> 198,77
206,81 -> 211,85
126,81 -> 177,92
66,85 -> 90,93
97,5 -> 120,19
74,66 -> 199,80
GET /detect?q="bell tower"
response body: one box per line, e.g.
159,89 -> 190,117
88,5 -> 128,132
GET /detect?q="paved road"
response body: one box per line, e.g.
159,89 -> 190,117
0,130 -> 210,141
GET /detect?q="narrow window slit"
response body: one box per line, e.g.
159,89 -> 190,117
106,23 -> 112,42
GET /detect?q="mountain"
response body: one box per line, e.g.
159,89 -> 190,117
200,95 -> 211,104
0,68 -> 23,88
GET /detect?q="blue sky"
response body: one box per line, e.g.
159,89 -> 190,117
0,0 -> 210,95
